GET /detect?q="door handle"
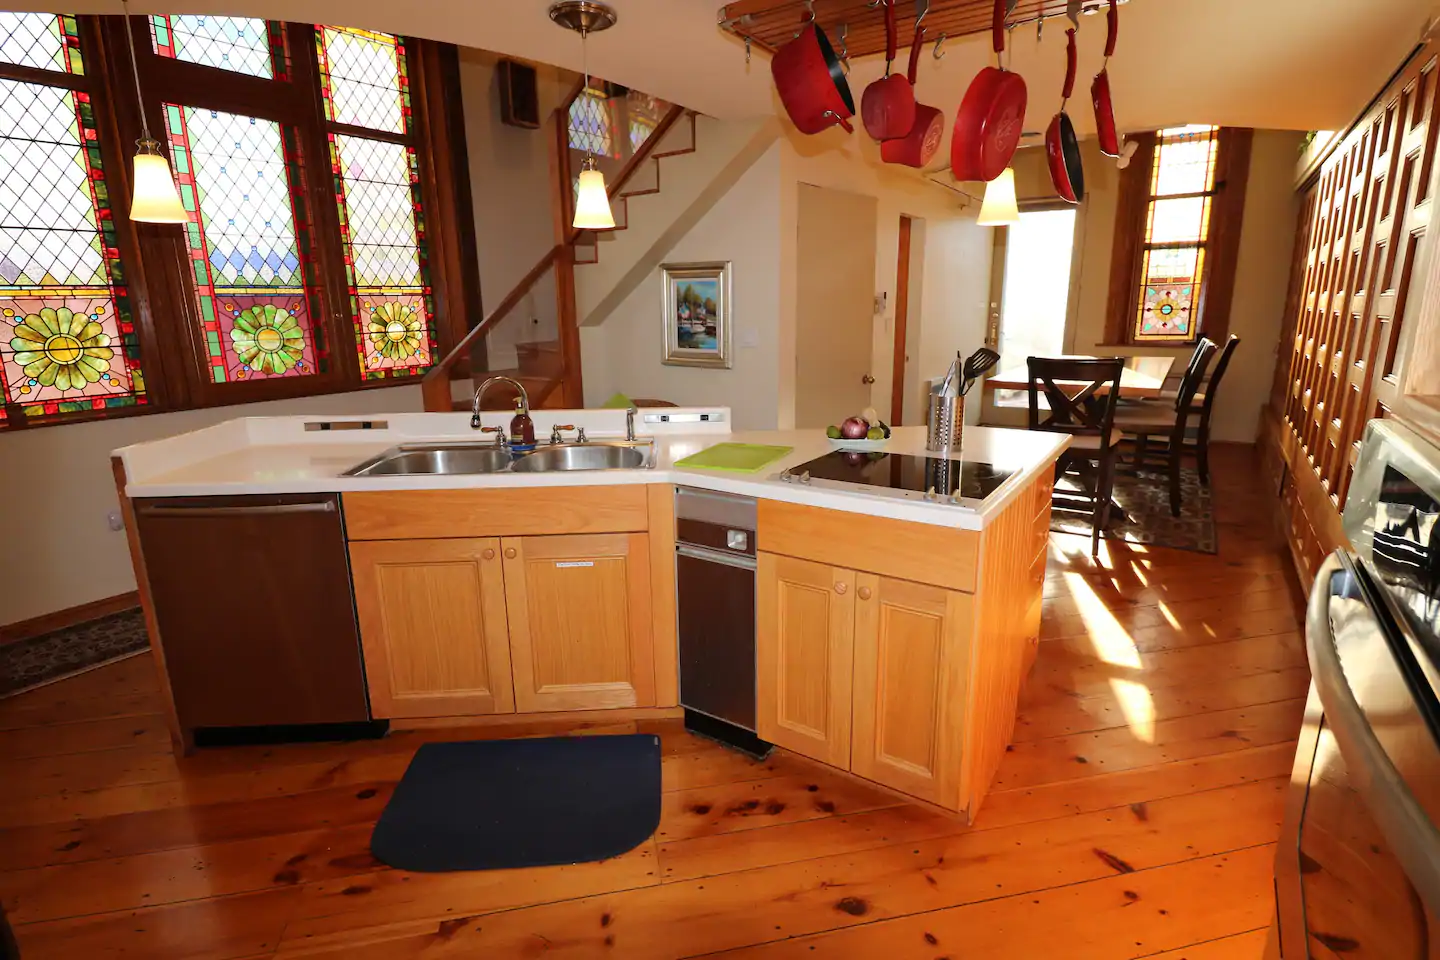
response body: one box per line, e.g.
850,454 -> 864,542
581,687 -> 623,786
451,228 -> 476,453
482,548 -> 496,560
137,502 -> 335,518
861,374 -> 876,385
504,547 -> 518,559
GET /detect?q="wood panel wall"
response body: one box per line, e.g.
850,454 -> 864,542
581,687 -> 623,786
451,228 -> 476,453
1264,44 -> 1440,582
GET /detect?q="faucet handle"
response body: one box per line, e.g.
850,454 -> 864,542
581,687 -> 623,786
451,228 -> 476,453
550,424 -> 577,445
577,427 -> 587,443
478,425 -> 508,448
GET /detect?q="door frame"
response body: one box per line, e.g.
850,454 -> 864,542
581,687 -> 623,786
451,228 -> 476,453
891,215 -> 914,424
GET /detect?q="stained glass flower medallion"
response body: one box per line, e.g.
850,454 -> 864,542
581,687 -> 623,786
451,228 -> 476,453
1,297 -> 137,402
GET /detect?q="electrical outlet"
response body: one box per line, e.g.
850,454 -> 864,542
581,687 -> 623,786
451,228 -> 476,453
106,511 -> 124,532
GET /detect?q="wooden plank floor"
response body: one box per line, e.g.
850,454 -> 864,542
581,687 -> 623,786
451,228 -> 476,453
0,446 -> 1303,958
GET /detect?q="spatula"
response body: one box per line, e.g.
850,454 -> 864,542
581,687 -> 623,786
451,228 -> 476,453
960,347 -> 1000,396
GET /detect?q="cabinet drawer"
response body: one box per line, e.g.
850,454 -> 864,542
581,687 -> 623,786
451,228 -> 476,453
343,485 -> 649,540
759,500 -> 979,593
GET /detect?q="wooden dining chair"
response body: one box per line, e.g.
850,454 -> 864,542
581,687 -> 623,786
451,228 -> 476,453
1113,338 -> 1218,516
1026,356 -> 1125,558
1191,335 -> 1240,484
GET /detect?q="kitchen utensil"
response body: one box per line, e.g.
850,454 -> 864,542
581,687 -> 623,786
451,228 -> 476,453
951,0 -> 1027,182
927,392 -> 963,451
880,24 -> 945,167
960,346 -> 1000,395
1091,0 -> 1119,157
772,20 -> 856,135
1045,27 -> 1085,203
860,0 -> 916,140
938,352 -> 962,396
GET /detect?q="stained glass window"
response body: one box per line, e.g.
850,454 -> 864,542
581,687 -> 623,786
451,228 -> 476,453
625,90 -> 665,153
0,17 -> 146,419
166,104 -> 323,383
317,27 -> 434,378
569,86 -> 615,157
1134,125 -> 1219,343
150,15 -> 285,80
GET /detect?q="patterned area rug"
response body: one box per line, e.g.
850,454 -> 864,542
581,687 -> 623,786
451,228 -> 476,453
1051,467 -> 1218,554
0,608 -> 149,699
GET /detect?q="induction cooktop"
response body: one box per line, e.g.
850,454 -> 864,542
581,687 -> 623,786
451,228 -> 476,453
776,450 -> 1018,509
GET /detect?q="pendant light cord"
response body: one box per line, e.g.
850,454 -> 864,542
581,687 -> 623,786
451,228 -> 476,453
118,0 -> 153,142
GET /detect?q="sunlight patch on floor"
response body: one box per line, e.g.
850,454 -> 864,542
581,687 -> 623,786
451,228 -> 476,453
1063,571 -> 1143,669
1109,677 -> 1158,743
1156,600 -> 1181,629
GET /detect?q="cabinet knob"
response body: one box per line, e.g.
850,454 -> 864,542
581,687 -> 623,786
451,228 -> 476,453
857,586 -> 872,600
834,581 -> 847,595
504,547 -> 518,559
482,548 -> 496,560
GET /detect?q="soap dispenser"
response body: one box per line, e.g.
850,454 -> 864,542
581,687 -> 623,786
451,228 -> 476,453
509,397 -> 536,452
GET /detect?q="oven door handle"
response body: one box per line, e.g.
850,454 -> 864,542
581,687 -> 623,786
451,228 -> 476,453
676,543 -> 758,571
1307,550 -> 1440,915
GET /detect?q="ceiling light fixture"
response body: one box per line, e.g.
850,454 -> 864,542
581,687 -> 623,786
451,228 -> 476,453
119,0 -> 186,222
550,0 -> 618,231
976,168 -> 1019,226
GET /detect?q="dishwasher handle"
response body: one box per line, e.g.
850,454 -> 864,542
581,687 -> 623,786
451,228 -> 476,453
677,542 -> 758,571
136,501 -> 336,519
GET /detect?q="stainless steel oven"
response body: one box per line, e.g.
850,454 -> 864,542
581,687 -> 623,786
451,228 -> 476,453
1276,419 -> 1440,958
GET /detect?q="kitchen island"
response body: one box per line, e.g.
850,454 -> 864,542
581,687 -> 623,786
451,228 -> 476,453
114,407 -> 1066,819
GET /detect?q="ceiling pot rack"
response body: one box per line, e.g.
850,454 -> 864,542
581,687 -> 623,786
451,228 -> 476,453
718,0 -> 1125,62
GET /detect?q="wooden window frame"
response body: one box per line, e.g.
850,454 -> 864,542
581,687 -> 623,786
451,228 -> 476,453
1102,126 -> 1253,347
0,14 -> 477,431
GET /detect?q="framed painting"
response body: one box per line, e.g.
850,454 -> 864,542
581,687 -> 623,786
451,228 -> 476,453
662,261 -> 731,369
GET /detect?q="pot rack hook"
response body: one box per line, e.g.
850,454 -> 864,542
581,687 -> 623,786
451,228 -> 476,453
932,31 -> 946,59
744,35 -> 752,63
794,0 -> 816,37
837,23 -> 850,72
914,0 -> 929,26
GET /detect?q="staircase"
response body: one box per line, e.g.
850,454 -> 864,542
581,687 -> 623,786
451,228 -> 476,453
423,86 -> 767,415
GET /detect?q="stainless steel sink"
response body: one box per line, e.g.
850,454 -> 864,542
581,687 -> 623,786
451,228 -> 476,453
510,442 -> 651,472
343,443 -> 513,477
343,440 -> 655,477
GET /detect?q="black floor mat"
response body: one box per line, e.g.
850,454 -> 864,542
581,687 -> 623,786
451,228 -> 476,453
370,734 -> 662,872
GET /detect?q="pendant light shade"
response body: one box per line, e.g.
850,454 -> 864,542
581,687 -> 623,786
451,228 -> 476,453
130,138 -> 187,223
573,160 -> 615,230
976,168 -> 1019,226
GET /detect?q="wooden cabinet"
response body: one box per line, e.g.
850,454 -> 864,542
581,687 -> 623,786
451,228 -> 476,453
502,534 -> 656,712
757,553 -> 856,767
851,574 -> 970,804
350,538 -> 515,719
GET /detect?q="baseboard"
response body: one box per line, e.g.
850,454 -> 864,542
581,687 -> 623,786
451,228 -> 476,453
389,705 -> 684,730
0,591 -> 140,646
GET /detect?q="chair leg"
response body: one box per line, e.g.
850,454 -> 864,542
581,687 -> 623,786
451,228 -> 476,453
1196,420 -> 1211,485
1093,450 -> 1116,558
1168,429 -> 1184,517
1134,432 -> 1148,470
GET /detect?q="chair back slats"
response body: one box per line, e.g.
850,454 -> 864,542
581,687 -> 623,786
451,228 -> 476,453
1173,338 -> 1218,414
1026,357 -> 1125,444
1199,335 -> 1239,416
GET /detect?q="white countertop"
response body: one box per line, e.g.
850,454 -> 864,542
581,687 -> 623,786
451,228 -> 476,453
114,408 -> 1068,531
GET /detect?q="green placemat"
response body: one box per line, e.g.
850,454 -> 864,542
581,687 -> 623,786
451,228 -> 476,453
674,442 -> 793,474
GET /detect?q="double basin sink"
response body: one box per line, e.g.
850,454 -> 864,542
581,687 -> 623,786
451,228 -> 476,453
343,439 -> 656,477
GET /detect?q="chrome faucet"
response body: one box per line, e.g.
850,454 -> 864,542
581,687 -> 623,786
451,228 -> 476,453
470,376 -> 530,430
626,405 -> 638,442
550,424 -> 585,445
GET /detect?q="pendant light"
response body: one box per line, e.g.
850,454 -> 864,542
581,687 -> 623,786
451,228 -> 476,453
550,1 -> 619,230
120,0 -> 186,222
976,168 -> 1019,226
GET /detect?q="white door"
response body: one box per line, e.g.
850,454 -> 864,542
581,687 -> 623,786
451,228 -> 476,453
995,208 -> 1078,367
795,184 -> 878,428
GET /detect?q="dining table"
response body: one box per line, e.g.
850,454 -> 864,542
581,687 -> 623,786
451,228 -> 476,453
983,355 -> 1174,398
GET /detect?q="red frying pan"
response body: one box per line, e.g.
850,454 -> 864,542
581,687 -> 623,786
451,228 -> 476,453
951,0 -> 1027,182
1091,0 -> 1119,157
1045,28 -> 1084,202
772,21 -> 856,135
861,0 -> 917,140
881,26 -> 944,167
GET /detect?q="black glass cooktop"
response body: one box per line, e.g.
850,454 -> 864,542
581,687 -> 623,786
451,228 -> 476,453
779,451 -> 1017,508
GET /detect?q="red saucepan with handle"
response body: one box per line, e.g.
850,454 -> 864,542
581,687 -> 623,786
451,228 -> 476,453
881,25 -> 944,167
951,0 -> 1027,182
861,0 -> 917,140
1045,27 -> 1085,202
772,20 -> 856,135
1091,0 -> 1119,157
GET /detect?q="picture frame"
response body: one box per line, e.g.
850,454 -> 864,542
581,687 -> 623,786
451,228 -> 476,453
661,261 -> 732,369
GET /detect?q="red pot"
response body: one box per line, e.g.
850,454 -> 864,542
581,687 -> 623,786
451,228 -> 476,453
860,0 -> 916,140
950,0 -> 1027,182
772,22 -> 855,135
881,28 -> 943,168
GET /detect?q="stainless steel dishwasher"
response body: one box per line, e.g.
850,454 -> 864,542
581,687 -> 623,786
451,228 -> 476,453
675,487 -> 770,756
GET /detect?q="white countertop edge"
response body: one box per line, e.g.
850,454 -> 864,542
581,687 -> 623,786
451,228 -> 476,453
116,412 -> 1070,532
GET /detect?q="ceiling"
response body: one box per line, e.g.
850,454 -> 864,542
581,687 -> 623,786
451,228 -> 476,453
40,0 -> 1438,137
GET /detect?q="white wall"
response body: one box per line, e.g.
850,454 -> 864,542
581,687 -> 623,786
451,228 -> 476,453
0,385 -> 421,626
580,144 -> 784,429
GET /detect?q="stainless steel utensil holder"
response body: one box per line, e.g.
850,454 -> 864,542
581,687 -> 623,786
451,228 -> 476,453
927,393 -> 963,452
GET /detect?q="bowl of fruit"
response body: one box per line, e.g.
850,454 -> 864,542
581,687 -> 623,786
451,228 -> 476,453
826,409 -> 891,450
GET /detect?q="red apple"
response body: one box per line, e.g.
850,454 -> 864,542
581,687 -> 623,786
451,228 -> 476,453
840,416 -> 869,439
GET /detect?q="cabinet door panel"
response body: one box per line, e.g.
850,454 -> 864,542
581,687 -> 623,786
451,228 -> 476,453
852,574 -> 969,805
503,534 -> 655,712
757,553 -> 855,767
350,538 -> 513,718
